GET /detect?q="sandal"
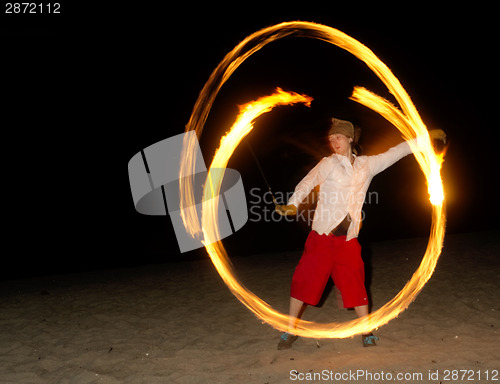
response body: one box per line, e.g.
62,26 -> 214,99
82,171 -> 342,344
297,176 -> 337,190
362,333 -> 379,347
277,332 -> 298,350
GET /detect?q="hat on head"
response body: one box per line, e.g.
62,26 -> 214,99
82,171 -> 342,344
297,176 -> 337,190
328,118 -> 354,139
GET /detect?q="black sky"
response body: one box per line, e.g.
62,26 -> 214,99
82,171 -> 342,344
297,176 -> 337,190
3,4 -> 498,278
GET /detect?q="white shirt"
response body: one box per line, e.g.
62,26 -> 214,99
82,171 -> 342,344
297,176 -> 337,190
288,139 -> 418,240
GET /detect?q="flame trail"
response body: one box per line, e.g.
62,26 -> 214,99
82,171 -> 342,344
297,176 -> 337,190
179,21 -> 446,338
202,88 -> 313,244
350,87 -> 445,205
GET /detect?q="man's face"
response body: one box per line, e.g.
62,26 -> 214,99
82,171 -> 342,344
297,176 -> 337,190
329,133 -> 352,156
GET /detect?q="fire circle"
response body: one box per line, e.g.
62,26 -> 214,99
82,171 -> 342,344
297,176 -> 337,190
180,21 -> 446,338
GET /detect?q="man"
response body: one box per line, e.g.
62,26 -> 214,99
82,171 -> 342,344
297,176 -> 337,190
275,118 -> 445,349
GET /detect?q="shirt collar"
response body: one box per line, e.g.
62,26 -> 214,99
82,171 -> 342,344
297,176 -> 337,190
332,153 -> 356,163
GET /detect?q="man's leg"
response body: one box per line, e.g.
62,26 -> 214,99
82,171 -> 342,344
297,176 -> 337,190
330,238 -> 368,311
288,296 -> 306,330
279,231 -> 334,350
278,297 -> 306,350
355,304 -> 378,346
355,304 -> 372,335
354,304 -> 368,319
331,237 -> 377,346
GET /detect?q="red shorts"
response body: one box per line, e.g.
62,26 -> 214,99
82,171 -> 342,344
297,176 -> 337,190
290,231 -> 368,308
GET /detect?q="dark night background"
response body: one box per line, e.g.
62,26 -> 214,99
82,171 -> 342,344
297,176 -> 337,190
2,4 -> 498,279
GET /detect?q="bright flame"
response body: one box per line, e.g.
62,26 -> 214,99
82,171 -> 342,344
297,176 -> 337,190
350,86 -> 445,205
179,21 -> 446,338
202,88 -> 313,243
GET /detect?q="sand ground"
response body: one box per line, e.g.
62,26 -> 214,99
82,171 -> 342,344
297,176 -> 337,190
0,231 -> 498,383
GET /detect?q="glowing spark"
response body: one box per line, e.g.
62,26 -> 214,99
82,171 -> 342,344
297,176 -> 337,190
179,21 -> 446,338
